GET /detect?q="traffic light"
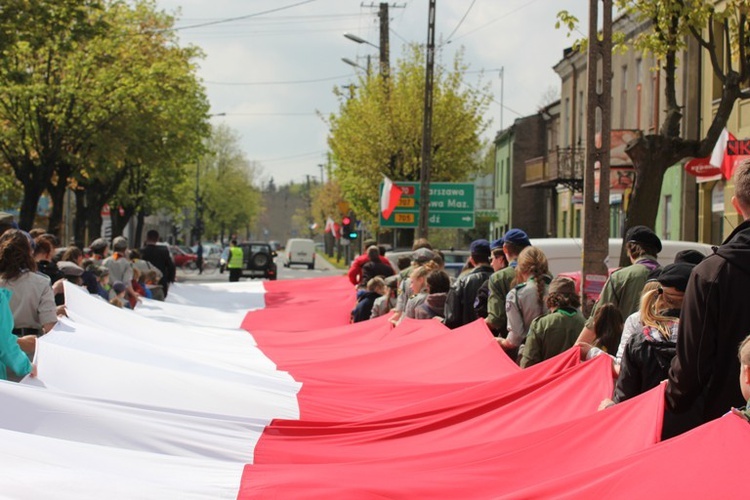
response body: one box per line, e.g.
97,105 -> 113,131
341,215 -> 358,240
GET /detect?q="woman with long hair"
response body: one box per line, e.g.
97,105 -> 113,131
600,262 -> 701,438
0,229 -> 57,337
499,246 -> 552,357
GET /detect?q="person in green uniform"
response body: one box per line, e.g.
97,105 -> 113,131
577,225 -> 662,346
485,229 -> 531,337
227,239 -> 244,283
521,276 -> 585,368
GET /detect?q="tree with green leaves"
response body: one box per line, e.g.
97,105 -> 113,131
558,1 -> 750,258
326,45 -> 491,230
0,0 -> 209,238
194,124 -> 263,244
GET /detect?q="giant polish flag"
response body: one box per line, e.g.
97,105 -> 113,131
0,277 -> 748,498
380,175 -> 403,220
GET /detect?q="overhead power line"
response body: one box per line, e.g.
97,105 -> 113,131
444,0 -> 477,43
166,0 -> 319,32
203,73 -> 354,86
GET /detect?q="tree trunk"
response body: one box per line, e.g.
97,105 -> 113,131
83,190 -> 103,243
74,189 -> 88,248
18,183 -> 44,231
47,180 -> 67,239
135,211 -> 145,248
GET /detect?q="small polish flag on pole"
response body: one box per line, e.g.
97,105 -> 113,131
710,127 -> 737,179
380,175 -> 403,220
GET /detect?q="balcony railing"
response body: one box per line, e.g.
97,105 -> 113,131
523,146 -> 585,191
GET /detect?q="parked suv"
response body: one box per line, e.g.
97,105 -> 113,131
239,242 -> 278,280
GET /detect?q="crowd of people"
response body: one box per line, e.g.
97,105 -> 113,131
0,223 -> 176,381
347,158 -> 750,439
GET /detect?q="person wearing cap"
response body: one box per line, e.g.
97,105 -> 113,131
0,229 -> 57,339
88,237 -> 109,261
0,212 -> 17,237
577,225 -> 662,347
667,159 -> 750,430
103,236 -> 140,304
473,238 -> 507,320
521,276 -> 585,368
444,239 -> 494,329
485,228 -> 531,336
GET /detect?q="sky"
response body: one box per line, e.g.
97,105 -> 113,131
154,0 -> 590,186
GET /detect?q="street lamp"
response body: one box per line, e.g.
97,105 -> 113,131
343,32 -> 379,49
341,57 -> 371,76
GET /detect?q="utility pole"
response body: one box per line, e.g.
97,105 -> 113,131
306,174 -> 314,239
418,0 -> 436,239
581,0 -> 613,315
378,3 -> 390,80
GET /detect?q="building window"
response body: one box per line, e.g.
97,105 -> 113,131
562,211 -> 569,238
663,195 -> 672,240
574,209 -> 582,238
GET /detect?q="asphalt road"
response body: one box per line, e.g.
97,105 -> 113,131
176,254 -> 345,284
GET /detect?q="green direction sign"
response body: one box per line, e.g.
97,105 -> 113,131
380,182 -> 475,228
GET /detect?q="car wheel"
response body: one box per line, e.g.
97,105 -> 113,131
308,263 -> 314,270
251,253 -> 269,268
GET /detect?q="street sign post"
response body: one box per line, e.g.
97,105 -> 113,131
380,182 -> 475,229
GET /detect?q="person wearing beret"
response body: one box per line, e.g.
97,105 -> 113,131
485,228 -> 531,337
444,239 -> 494,329
667,159 -> 750,431
577,225 -> 662,348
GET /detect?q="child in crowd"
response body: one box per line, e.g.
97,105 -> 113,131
144,270 -> 165,301
521,276 -> 586,368
371,275 -> 398,319
94,266 -> 111,301
109,281 -> 128,308
351,277 -> 386,323
131,267 -> 152,301
731,335 -> 750,422
590,303 -> 624,356
414,268 -> 451,320
402,261 -> 439,321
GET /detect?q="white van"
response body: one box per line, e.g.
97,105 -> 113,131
284,238 -> 316,269
531,238 -> 713,276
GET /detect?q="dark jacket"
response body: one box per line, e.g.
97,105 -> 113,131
140,243 -> 176,294
444,264 -> 493,329
615,318 -> 678,403
667,220 -> 750,424
351,291 -> 381,323
360,260 -> 395,286
415,292 -> 448,320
